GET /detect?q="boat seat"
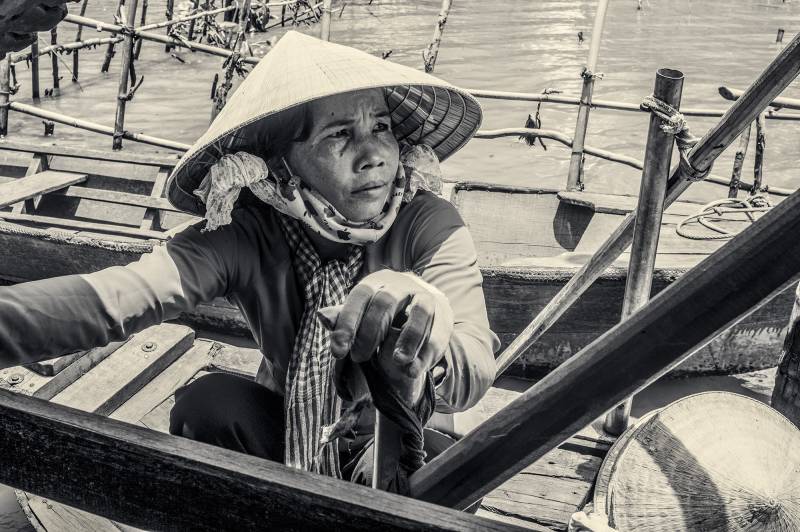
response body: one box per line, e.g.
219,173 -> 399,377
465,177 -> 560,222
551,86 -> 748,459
557,190 -> 701,217
0,170 -> 87,208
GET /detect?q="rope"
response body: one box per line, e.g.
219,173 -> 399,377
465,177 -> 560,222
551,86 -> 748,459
641,94 -> 709,182
676,194 -> 771,240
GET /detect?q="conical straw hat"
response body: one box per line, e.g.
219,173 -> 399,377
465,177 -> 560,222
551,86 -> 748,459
167,30 -> 483,215
601,392 -> 800,531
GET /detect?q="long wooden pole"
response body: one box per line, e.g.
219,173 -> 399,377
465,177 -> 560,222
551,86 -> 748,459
493,30 -> 800,378
468,88 -> 800,121
72,0 -> 90,82
30,38 -> 40,100
603,68 -> 684,435
752,112 -> 766,194
49,28 -> 60,97
720,85 -> 800,111
320,0 -> 332,41
410,185 -> 800,510
0,390 -> 521,531
12,37 -> 124,65
565,0 -> 610,191
134,0 -> 148,59
9,102 -> 190,152
0,56 -> 10,137
422,0 -> 453,73
64,14 -> 261,65
139,4 -> 235,32
113,0 -> 140,150
728,123 -> 752,198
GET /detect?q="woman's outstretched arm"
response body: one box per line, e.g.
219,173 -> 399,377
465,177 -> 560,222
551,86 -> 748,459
0,221 -> 241,367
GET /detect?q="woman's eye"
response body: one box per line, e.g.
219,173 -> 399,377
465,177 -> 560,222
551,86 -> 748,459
330,129 -> 349,139
374,122 -> 390,132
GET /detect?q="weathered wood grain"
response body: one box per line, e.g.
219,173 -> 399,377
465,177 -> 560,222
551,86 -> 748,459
0,212 -> 166,240
410,183 -> 800,509
51,185 -> 179,212
51,324 -> 194,416
0,171 -> 86,208
0,142 -> 180,167
557,191 -> 701,216
0,388 -> 524,531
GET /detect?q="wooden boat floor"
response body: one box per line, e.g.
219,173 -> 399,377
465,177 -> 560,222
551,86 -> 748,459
1,324 -> 611,531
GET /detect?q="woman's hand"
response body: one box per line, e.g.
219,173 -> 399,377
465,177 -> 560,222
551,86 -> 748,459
330,270 -> 454,384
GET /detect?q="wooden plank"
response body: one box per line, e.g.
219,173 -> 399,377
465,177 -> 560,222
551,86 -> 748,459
0,142 -> 181,167
24,495 -> 140,532
52,184 -> 179,211
557,190 -> 701,216
410,182 -> 800,508
208,343 -> 262,378
111,340 -> 215,423
0,171 -> 88,208
51,324 -> 194,416
0,341 -> 126,400
0,388 -> 523,531
0,211 -> 167,240
27,351 -> 87,377
140,166 -> 170,230
10,154 -> 47,214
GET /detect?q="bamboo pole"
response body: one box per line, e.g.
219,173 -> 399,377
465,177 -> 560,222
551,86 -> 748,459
165,0 -> 175,52
31,39 -> 40,100
752,112 -> 766,194
12,37 -> 124,65
565,0 -> 610,191
102,0 -> 126,73
468,88 -> 800,120
113,0 -> 141,150
239,0 -> 253,55
73,0 -> 90,82
422,0 -> 453,73
410,185 -> 800,510
9,101 -> 191,151
492,30 -> 800,379
0,56 -> 10,137
134,0 -> 148,59
187,0 -> 200,40
63,14 -> 261,65
139,5 -> 235,32
728,124 -> 751,198
720,85 -> 800,111
49,29 -> 60,97
320,0 -> 332,41
603,69 -> 684,436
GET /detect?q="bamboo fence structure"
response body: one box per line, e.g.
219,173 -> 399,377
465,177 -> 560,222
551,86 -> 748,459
113,0 -> 141,150
422,0 -> 453,73
72,0 -> 90,81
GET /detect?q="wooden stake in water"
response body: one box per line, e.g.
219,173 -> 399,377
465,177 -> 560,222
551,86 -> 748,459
565,0 -> 610,191
102,0 -> 126,73
0,55 -> 10,137
72,0 -> 90,82
49,29 -> 60,97
113,0 -> 140,150
320,0 -> 332,41
422,0 -> 453,73
31,38 -> 40,100
752,112 -> 766,194
603,68 -> 684,436
728,123 -> 752,198
164,0 -> 175,52
134,0 -> 148,59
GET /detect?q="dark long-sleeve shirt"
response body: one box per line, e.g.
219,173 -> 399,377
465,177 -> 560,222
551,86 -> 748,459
0,191 -> 499,414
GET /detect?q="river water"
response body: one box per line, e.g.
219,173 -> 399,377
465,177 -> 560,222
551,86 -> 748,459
2,0 -> 800,529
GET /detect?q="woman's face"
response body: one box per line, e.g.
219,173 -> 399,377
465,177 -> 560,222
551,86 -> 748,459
284,89 -> 400,222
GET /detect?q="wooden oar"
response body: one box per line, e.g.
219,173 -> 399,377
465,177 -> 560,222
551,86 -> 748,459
494,30 -> 800,378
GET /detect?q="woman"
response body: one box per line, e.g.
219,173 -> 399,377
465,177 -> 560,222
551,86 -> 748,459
0,31 -> 498,488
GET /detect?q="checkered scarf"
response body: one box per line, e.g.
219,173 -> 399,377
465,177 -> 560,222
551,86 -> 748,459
278,214 -> 364,477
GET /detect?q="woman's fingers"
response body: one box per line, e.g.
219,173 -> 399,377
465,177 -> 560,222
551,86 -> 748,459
350,289 -> 405,362
330,283 -> 374,358
393,292 -> 434,368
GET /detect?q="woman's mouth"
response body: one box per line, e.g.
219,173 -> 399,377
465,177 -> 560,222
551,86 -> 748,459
352,181 -> 389,196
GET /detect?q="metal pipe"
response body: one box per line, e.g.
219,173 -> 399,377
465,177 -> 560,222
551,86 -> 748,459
603,68 -> 684,435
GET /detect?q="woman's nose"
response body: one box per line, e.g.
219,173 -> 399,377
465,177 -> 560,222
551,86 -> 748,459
353,137 -> 386,172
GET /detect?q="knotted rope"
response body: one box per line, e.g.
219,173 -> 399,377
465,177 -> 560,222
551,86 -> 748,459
641,95 -> 710,182
676,194 -> 771,240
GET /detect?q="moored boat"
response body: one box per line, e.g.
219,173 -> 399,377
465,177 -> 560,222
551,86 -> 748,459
0,142 -> 793,377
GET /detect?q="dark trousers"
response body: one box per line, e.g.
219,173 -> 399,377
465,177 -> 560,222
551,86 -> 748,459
169,372 -> 457,487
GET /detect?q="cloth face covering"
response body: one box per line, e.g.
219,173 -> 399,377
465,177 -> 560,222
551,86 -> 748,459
193,143 -> 443,243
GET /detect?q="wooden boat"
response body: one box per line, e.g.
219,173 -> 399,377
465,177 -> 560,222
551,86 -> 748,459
0,142 -> 794,378
0,322 -> 612,530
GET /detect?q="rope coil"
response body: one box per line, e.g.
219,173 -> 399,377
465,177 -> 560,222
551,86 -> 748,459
676,194 -> 771,240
